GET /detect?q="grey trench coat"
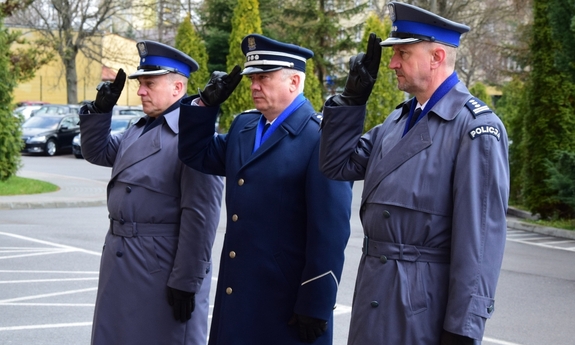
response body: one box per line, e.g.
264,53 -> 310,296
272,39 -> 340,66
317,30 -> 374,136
320,82 -> 509,344
80,106 -> 223,345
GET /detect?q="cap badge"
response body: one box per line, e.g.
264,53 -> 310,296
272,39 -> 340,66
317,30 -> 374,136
388,3 -> 396,21
137,42 -> 148,57
248,37 -> 256,51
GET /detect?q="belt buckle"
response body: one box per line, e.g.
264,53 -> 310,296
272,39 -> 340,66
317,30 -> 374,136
362,236 -> 369,255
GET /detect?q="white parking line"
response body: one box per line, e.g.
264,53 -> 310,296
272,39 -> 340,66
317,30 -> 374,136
0,277 -> 98,284
0,248 -> 77,260
0,302 -> 94,307
0,322 -> 92,331
0,232 -> 101,256
0,270 -> 98,274
483,336 -> 523,345
507,238 -> 575,252
0,287 -> 97,303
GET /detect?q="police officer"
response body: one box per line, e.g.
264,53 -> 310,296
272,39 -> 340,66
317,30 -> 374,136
80,41 -> 224,345
178,34 -> 353,344
319,2 -> 509,344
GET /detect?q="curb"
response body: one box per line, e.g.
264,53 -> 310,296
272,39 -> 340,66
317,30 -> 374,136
506,206 -> 575,240
507,217 -> 575,240
0,199 -> 106,210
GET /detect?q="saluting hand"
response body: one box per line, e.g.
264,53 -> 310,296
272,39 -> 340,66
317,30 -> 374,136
329,33 -> 382,106
87,68 -> 126,113
198,65 -> 243,107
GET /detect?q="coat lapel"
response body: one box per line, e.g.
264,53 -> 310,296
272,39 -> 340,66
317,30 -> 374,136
111,127 -> 161,180
110,110 -> 179,180
238,118 -> 259,165
362,114 -> 432,203
239,101 -> 314,169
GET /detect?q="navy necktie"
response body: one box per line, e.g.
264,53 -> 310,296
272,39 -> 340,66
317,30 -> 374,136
262,123 -> 271,138
408,108 -> 422,131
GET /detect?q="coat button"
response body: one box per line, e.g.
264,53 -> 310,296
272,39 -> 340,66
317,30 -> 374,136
116,251 -> 123,257
370,301 -> 379,308
380,255 -> 387,264
229,251 -> 236,258
487,304 -> 494,314
226,287 -> 233,295
383,210 -> 391,218
119,219 -> 125,225
238,178 -> 245,186
232,214 -> 238,222
125,186 -> 131,193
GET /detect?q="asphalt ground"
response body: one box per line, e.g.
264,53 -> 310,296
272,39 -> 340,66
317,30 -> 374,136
1,159 -> 575,345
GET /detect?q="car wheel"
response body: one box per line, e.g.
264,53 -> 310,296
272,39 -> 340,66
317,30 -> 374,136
74,153 -> 83,159
44,139 -> 57,156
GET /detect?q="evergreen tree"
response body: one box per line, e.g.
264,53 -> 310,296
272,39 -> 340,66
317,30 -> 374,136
549,0 -> 575,83
220,0 -> 263,131
199,0 -> 281,73
523,0 -> 575,218
495,77 -> 527,204
469,82 -> 493,108
0,16 -> 20,180
175,14 -> 210,95
279,0 -> 367,94
362,14 -> 404,132
304,58 -> 323,112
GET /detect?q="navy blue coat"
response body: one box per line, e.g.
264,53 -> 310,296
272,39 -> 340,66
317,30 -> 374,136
178,98 -> 352,344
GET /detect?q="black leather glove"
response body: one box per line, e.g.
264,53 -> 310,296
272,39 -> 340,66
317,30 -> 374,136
198,65 -> 242,107
440,329 -> 476,345
330,33 -> 382,106
167,287 -> 195,322
288,313 -> 328,343
86,68 -> 126,113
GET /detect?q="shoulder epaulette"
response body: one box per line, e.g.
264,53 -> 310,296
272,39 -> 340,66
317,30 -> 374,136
235,109 -> 261,117
465,97 -> 492,118
310,112 -> 323,124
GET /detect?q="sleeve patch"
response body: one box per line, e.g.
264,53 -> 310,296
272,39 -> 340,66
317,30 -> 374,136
465,97 -> 491,117
468,125 -> 500,141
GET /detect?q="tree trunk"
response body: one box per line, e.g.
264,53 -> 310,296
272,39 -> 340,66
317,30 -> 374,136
64,52 -> 78,104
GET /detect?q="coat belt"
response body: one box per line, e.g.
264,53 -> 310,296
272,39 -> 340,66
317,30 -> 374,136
362,236 -> 450,263
110,218 -> 179,237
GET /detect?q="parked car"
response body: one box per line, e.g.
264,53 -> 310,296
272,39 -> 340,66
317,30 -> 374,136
112,105 -> 145,117
16,100 -> 49,107
21,114 -> 81,156
31,104 -> 81,117
13,105 -> 43,121
72,115 -> 143,159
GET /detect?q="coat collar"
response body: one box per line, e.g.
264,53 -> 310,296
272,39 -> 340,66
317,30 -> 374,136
362,82 -> 471,203
110,107 -> 179,179
238,100 -> 316,167
393,81 -> 471,122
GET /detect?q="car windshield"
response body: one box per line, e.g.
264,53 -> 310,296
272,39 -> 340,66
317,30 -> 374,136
22,116 -> 61,130
111,118 -> 132,131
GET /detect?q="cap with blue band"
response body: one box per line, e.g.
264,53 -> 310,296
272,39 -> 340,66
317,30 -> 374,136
381,2 -> 470,47
128,40 -> 199,79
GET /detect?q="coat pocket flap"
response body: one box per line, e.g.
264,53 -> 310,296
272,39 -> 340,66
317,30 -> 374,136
470,294 -> 495,319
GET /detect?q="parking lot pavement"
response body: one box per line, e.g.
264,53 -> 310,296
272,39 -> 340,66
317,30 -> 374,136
0,170 -> 107,210
0,207 -> 105,344
2,160 -> 574,345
